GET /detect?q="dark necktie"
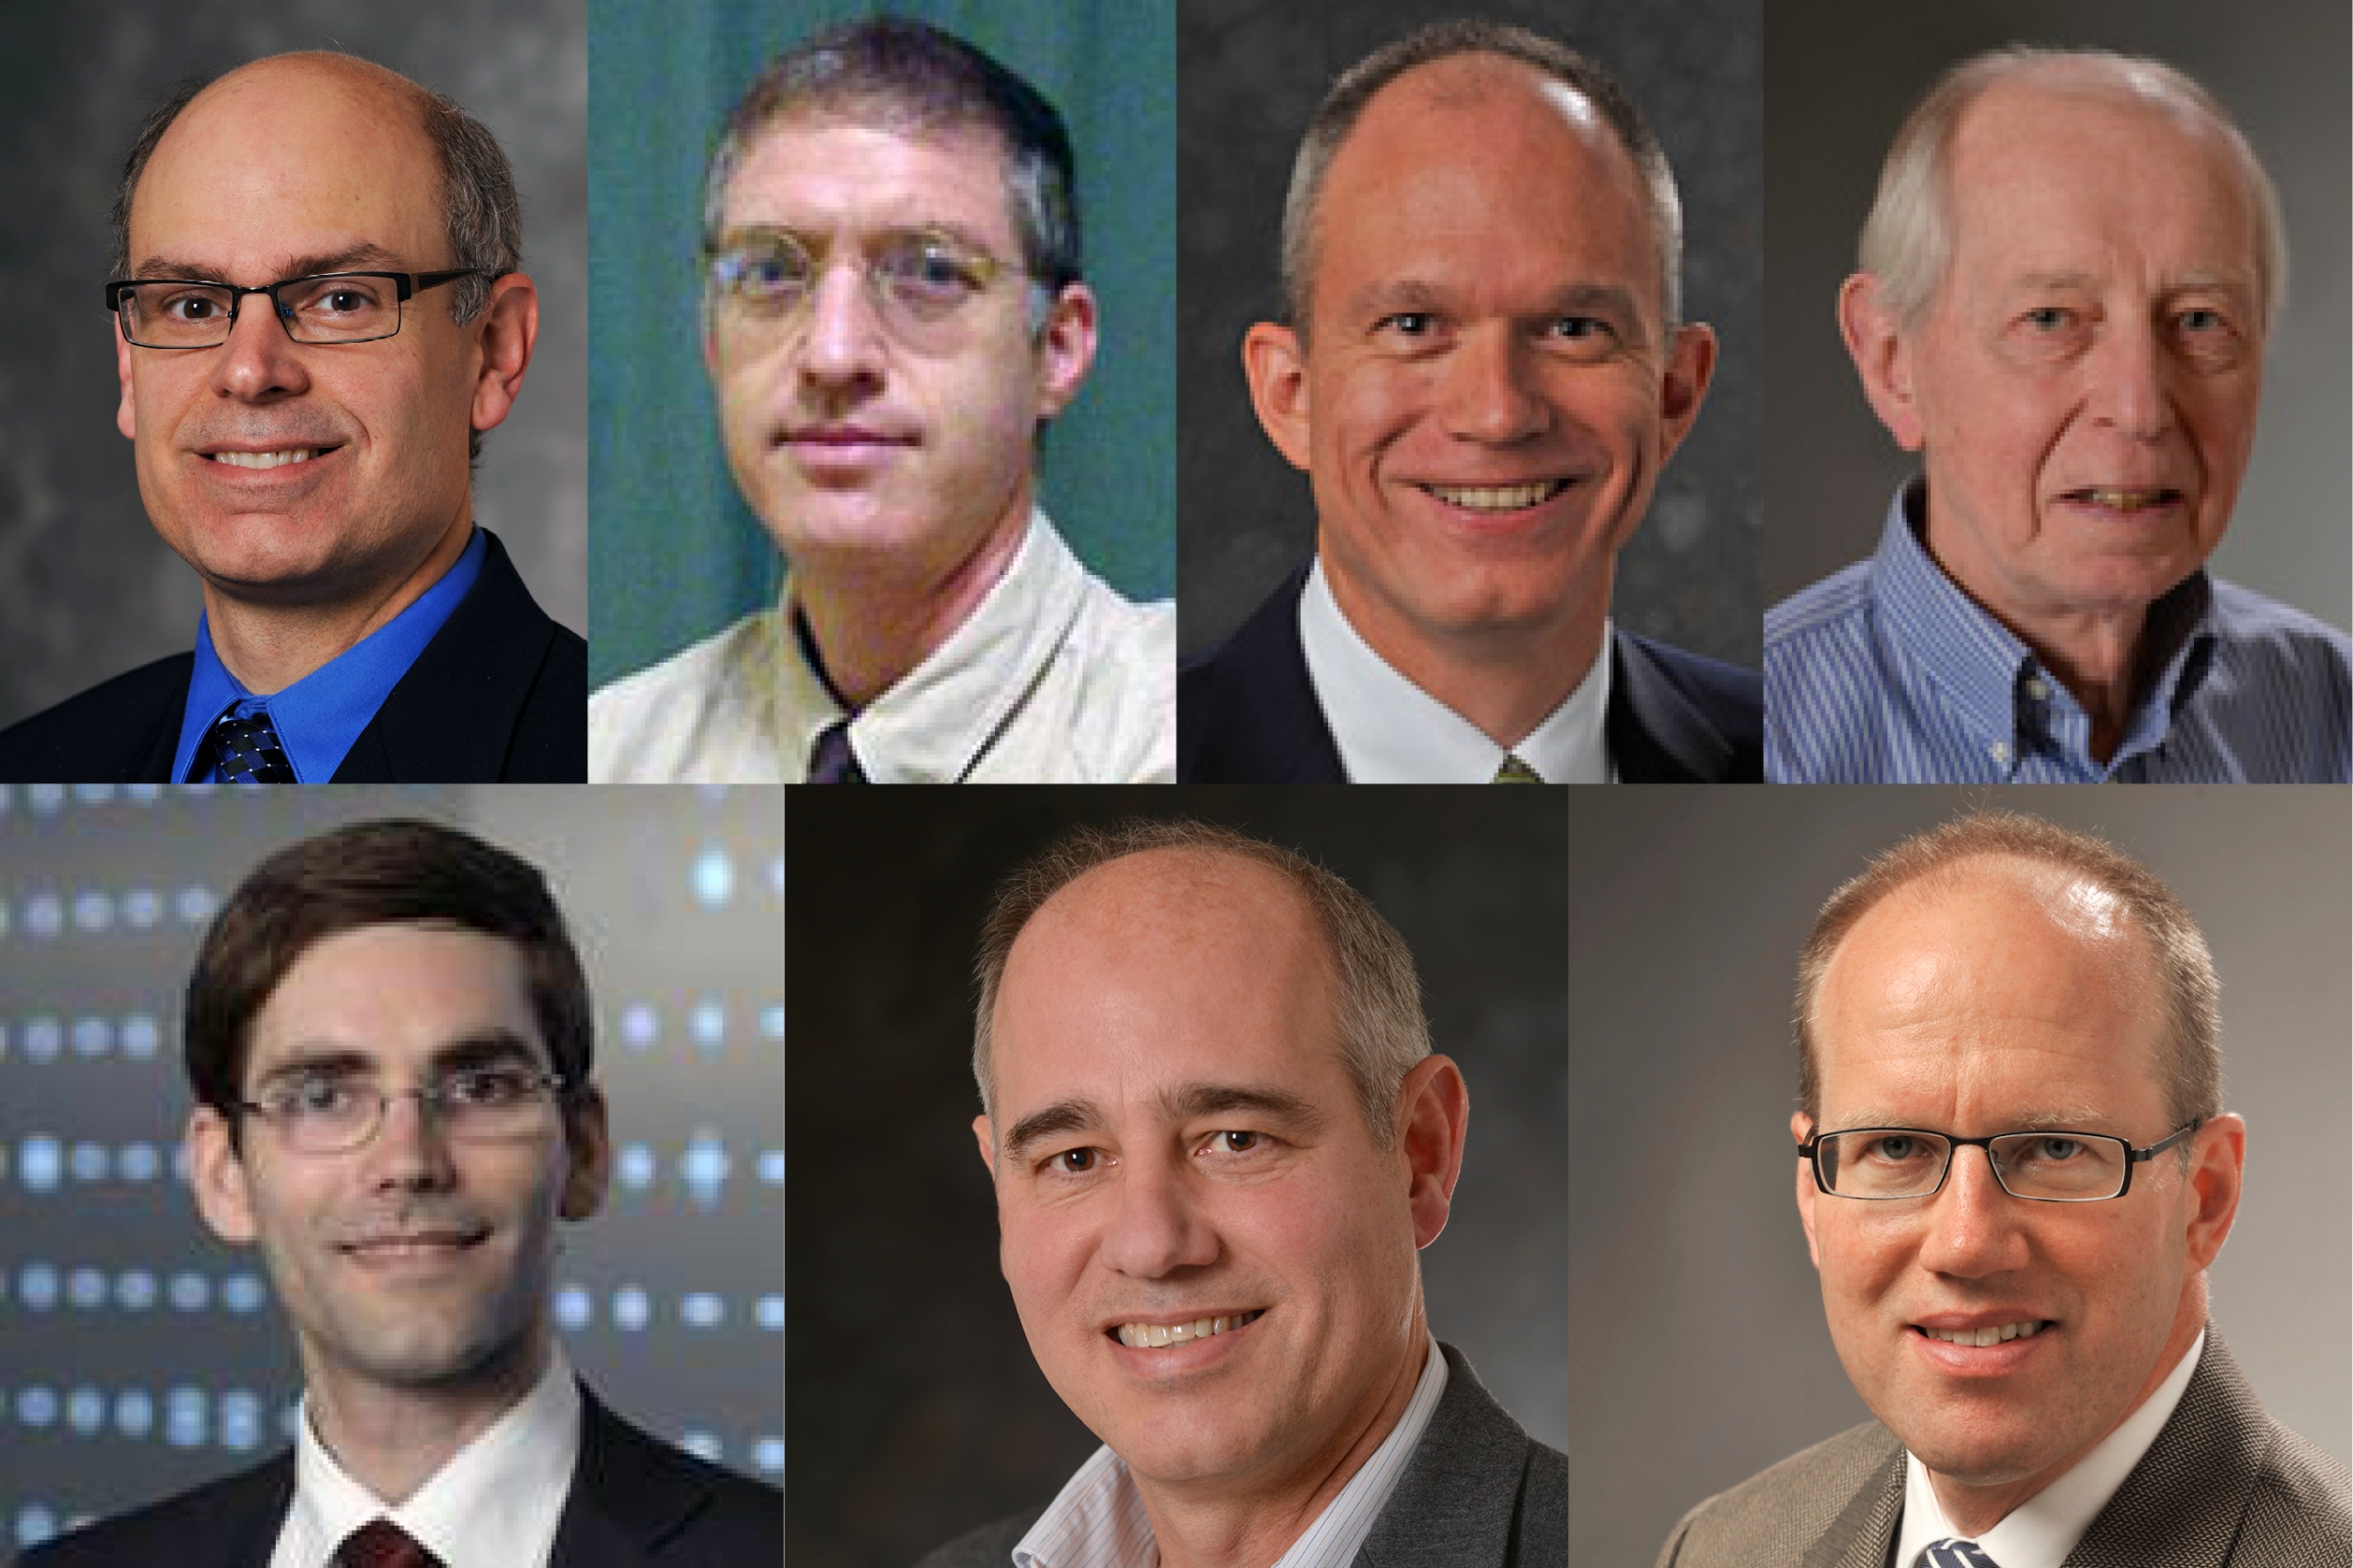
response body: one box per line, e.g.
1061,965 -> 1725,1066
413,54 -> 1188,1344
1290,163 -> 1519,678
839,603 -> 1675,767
806,718 -> 867,783
187,709 -> 297,783
1918,1541 -> 1999,1568
335,1517 -> 446,1568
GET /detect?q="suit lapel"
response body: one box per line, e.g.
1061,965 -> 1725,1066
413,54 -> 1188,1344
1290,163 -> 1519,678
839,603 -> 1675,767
1609,630 -> 1731,783
550,1387 -> 721,1567
1802,1445 -> 1904,1568
2061,1333 -> 2265,1568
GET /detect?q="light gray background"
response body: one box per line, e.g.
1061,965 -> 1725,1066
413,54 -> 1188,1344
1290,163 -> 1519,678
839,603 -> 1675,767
1765,0 -> 2351,625
786,786 -> 1565,1568
1568,786 -> 2352,1566
1177,0 -> 1761,667
0,3 -> 587,733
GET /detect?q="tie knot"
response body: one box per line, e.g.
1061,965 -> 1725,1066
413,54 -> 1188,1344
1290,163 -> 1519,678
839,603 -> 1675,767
1492,753 -> 1545,783
806,718 -> 867,784
194,708 -> 297,784
1919,1540 -> 1999,1568
336,1518 -> 445,1568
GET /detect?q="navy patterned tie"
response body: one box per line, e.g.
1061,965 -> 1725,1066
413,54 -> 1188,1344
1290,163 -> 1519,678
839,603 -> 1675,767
1918,1541 -> 1999,1568
335,1517 -> 444,1568
188,709 -> 296,783
806,718 -> 867,783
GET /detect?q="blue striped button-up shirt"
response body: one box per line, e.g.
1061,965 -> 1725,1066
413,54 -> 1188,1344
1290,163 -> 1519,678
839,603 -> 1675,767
1766,486 -> 2353,782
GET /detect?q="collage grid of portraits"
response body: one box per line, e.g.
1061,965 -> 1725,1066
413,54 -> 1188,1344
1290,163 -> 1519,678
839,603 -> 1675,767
0,4 -> 2347,1568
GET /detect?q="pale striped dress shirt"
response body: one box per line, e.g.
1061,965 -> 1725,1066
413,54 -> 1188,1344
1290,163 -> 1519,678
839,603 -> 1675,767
1766,484 -> 2353,782
1010,1334 -> 1449,1568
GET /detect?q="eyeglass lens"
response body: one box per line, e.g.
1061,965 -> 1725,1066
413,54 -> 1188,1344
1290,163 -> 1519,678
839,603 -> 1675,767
119,275 -> 406,347
1816,1129 -> 2130,1200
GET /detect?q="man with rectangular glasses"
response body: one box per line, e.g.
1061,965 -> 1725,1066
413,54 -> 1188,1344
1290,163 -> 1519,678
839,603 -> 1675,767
1656,810 -> 2348,1566
0,53 -> 584,784
20,818 -> 779,1567
588,18 -> 1175,783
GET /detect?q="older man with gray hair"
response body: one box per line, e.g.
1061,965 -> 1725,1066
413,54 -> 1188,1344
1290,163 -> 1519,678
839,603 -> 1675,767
1766,47 -> 2353,783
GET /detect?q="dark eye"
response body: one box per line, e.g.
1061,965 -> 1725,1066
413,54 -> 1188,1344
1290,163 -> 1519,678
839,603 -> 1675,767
1865,1134 -> 1922,1162
1214,1130 -> 1261,1154
2029,1136 -> 2085,1162
729,246 -> 810,298
1380,312 -> 1433,337
2024,306 -> 2072,331
881,239 -> 986,310
271,1073 -> 360,1117
163,291 -> 225,322
1053,1147 -> 1098,1174
1550,315 -> 1606,340
440,1066 -> 536,1109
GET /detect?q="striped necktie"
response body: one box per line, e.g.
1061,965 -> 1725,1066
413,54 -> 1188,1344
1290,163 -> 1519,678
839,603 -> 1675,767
1918,1540 -> 1998,1568
187,709 -> 297,783
1492,754 -> 1545,783
335,1518 -> 445,1568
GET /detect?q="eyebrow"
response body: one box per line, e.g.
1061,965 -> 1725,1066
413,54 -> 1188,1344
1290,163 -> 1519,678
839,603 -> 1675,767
1824,1107 -> 2115,1133
249,1028 -> 546,1090
999,1080 -> 1329,1164
1345,278 -> 1643,326
134,243 -> 413,284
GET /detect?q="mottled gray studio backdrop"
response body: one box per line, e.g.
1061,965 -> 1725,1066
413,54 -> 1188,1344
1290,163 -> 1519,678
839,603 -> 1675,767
0,3 -> 587,732
1176,0 -> 1762,666
787,787 -> 1566,1568
1765,0 -> 2351,624
1567,787 -> 2352,1567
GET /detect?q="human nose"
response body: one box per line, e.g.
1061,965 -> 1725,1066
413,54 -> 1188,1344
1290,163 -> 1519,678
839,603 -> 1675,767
1914,1144 -> 2031,1278
2084,319 -> 2176,441
1440,324 -> 1548,443
795,260 -> 889,391
1097,1152 -> 1220,1279
359,1088 -> 458,1189
208,288 -> 311,403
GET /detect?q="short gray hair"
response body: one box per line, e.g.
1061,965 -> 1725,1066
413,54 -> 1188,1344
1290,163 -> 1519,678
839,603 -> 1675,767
1278,19 -> 1685,335
109,55 -> 524,463
972,820 -> 1432,1149
1795,810 -> 2222,1133
1858,47 -> 2287,333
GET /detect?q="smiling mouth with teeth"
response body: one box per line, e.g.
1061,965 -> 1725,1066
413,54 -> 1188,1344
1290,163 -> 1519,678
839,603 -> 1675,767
1114,1308 -> 1263,1350
2070,488 -> 2180,512
208,449 -> 324,470
1918,1320 -> 2048,1348
1422,480 -> 1567,512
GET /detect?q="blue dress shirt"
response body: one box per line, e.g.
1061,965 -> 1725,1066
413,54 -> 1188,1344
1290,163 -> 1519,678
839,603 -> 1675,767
1767,485 -> 2353,782
172,527 -> 488,783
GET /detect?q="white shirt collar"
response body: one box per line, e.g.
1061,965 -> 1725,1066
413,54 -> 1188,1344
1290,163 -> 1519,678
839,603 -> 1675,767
1013,1333 -> 1449,1568
1297,557 -> 1609,782
1895,1329 -> 2205,1568
274,1347 -> 582,1568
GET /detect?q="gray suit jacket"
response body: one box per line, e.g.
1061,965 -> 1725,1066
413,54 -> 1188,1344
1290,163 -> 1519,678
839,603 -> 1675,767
1654,1329 -> 2350,1568
915,1341 -> 1564,1566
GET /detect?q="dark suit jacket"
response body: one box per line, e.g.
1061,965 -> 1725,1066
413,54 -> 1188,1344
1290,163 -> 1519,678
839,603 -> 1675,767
915,1341 -> 1566,1567
1654,1329 -> 2351,1568
0,528 -> 584,782
1177,560 -> 1761,782
16,1384 -> 781,1567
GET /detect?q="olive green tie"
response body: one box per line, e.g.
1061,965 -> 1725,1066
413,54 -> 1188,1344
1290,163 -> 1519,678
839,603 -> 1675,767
1492,754 -> 1545,783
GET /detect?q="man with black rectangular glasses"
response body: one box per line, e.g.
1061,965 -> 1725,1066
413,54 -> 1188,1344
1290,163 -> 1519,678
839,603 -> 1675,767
1656,810 -> 2348,1566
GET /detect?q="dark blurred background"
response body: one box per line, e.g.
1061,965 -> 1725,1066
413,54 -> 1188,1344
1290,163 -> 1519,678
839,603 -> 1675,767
1569,786 -> 2351,1565
0,2 -> 587,733
787,786 -> 1566,1568
1177,0 -> 1761,667
1765,0 -> 2349,624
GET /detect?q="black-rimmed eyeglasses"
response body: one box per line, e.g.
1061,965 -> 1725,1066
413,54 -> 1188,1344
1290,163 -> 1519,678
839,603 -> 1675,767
1800,1120 -> 2201,1202
104,269 -> 482,348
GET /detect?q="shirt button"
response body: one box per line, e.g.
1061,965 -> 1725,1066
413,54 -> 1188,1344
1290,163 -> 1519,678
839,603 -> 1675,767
2024,678 -> 2051,701
1990,741 -> 2011,766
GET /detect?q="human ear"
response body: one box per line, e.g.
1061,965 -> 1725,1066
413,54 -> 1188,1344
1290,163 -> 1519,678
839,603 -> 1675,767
558,1083 -> 611,1221
188,1105 -> 259,1245
1393,1054 -> 1469,1250
972,1113 -> 998,1178
468,272 -> 540,438
1242,321 -> 1312,472
1839,273 -> 1925,451
1034,282 -> 1098,422
1656,321 -> 1718,462
115,314 -> 137,441
1792,1111 -> 1823,1270
2179,1112 -> 2246,1272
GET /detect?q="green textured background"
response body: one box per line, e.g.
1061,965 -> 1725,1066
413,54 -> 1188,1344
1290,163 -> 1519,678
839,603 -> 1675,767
587,0 -> 1176,688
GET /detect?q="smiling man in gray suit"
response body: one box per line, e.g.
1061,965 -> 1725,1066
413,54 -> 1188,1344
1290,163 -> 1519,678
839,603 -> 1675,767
919,819 -> 1563,1568
1657,812 -> 2348,1568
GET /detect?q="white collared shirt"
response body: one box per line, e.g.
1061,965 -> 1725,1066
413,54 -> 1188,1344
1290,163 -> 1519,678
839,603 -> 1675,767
1297,558 -> 1610,783
1012,1334 -> 1449,1568
269,1348 -> 582,1568
588,510 -> 1175,783
1895,1330 -> 2205,1568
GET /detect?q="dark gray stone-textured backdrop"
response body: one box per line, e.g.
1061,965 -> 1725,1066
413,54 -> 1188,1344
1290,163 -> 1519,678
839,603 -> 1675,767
786,787 -> 1566,1568
0,2 -> 585,732
1176,0 -> 1762,666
